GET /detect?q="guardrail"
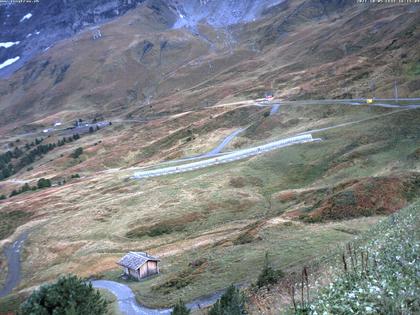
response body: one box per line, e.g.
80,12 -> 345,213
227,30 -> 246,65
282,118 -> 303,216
132,134 -> 317,179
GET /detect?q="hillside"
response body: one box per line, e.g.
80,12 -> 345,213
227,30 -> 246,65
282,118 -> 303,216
248,200 -> 420,314
0,0 -> 419,314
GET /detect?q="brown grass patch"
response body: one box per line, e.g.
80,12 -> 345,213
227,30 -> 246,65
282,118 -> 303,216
301,173 -> 420,222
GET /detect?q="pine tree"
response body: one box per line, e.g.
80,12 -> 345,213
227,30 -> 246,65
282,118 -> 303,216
70,147 -> 83,159
37,178 -> 52,189
171,300 -> 190,315
9,190 -> 18,197
208,285 -> 246,315
20,275 -> 108,315
256,252 -> 284,288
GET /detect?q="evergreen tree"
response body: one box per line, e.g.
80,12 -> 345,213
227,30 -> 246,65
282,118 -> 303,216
171,300 -> 190,315
208,285 -> 246,315
256,252 -> 284,288
70,147 -> 83,159
37,178 -> 52,189
9,190 -> 18,197
20,275 -> 108,315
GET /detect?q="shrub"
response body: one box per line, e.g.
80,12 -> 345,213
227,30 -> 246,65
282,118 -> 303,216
20,275 -> 108,315
208,285 -> 246,315
304,202 -> 420,314
9,190 -> 18,197
0,195 -> 6,200
234,232 -> 254,245
37,178 -> 51,189
71,147 -> 83,159
256,253 -> 284,288
171,300 -> 190,315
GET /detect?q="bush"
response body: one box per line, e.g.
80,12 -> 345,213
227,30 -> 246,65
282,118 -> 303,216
256,253 -> 284,288
0,195 -> 6,200
9,190 -> 18,197
171,300 -> 190,315
71,147 -> 83,159
208,285 -> 246,315
20,275 -> 108,315
305,202 -> 420,314
37,178 -> 51,189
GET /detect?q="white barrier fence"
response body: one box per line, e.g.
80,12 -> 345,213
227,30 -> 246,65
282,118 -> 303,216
132,134 -> 317,179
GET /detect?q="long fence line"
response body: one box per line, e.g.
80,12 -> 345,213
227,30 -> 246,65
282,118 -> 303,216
132,134 -> 318,179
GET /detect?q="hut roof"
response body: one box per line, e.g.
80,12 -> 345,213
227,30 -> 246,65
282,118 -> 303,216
117,252 -> 160,270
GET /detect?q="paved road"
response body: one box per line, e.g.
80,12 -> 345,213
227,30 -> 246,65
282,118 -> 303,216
132,134 -> 319,179
0,231 -> 30,297
92,280 -> 171,315
163,128 -> 246,165
270,103 -> 281,115
250,98 -> 420,109
92,280 -> 224,315
204,128 -> 245,156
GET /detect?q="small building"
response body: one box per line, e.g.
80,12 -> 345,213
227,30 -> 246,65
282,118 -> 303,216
264,92 -> 274,101
117,252 -> 160,280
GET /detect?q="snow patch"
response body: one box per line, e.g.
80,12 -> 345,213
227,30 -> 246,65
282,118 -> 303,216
20,13 -> 33,22
26,33 -> 32,38
0,41 -> 20,48
0,56 -> 20,70
35,31 -> 40,35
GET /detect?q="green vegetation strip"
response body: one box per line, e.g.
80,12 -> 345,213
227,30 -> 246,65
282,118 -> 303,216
298,201 -> 419,314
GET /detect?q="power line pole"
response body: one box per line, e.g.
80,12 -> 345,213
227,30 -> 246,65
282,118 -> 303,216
394,81 -> 399,102
370,80 -> 375,99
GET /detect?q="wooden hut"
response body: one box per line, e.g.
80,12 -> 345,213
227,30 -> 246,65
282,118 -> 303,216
117,252 -> 160,280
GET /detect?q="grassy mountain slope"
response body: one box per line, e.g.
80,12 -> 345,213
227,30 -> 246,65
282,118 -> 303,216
0,0 -> 419,313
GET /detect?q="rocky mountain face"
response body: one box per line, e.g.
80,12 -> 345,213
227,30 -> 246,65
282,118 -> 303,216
0,0 -> 152,76
170,0 -> 285,28
0,0 -> 286,77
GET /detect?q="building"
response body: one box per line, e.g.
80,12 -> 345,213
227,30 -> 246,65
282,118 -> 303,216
264,92 -> 274,101
117,252 -> 160,280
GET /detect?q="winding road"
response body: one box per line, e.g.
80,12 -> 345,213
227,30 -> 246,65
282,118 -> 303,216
0,231 -> 30,297
91,280 -> 224,315
132,134 -> 319,179
270,103 -> 281,115
173,127 -> 247,163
